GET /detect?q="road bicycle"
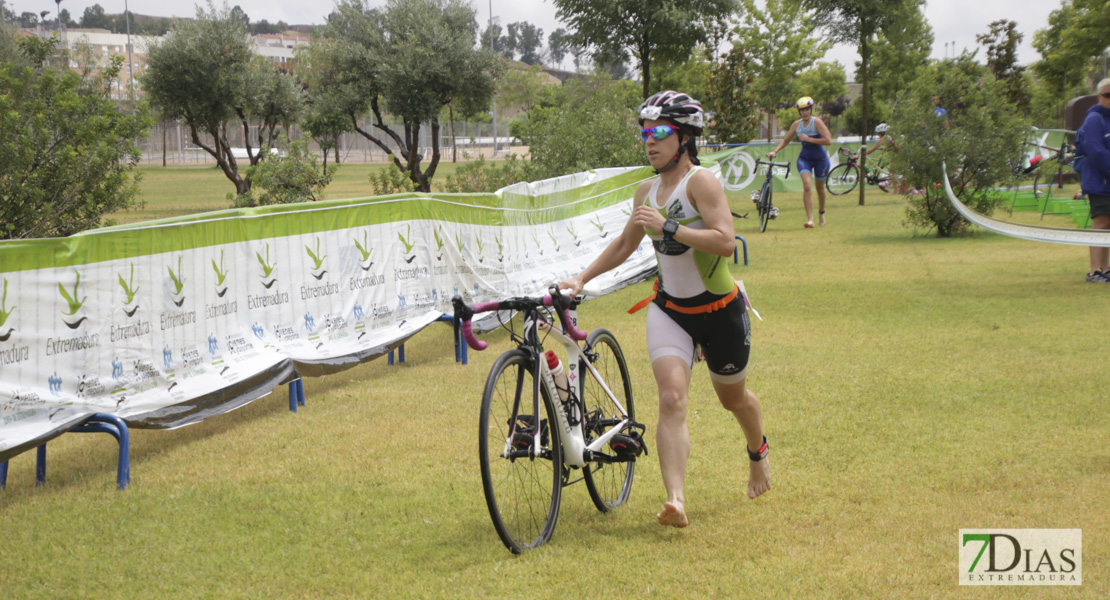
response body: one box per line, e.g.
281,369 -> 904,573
453,285 -> 645,553
1023,139 -> 1075,201
826,147 -> 892,195
751,158 -> 792,232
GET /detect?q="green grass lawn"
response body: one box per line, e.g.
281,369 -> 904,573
111,161 -> 472,225
3,179 -> 1107,598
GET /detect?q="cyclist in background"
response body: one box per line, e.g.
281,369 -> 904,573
865,123 -> 898,156
560,90 -> 771,529
769,96 -> 832,227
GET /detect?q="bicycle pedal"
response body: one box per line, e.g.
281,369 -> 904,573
610,430 -> 647,458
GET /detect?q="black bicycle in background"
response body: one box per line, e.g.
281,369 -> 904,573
751,158 -> 792,232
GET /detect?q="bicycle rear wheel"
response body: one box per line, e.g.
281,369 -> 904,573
479,348 -> 563,553
826,164 -> 858,195
581,329 -> 636,512
758,183 -> 772,233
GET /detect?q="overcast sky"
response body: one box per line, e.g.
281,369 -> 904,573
27,0 -> 1059,76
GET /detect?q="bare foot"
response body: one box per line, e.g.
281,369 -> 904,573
657,501 -> 689,528
748,457 -> 771,499
803,221 -> 815,229
819,213 -> 826,227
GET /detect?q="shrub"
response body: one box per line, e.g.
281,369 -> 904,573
889,57 -> 1029,237
233,136 -> 337,208
443,153 -> 527,193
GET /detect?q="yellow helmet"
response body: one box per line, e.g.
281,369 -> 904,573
796,96 -> 815,110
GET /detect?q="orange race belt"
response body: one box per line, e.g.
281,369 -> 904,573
627,280 -> 739,315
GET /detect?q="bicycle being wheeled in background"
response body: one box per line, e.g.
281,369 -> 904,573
453,286 -> 646,553
826,147 -> 892,195
750,157 -> 792,232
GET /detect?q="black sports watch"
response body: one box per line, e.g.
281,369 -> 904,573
662,219 -> 679,241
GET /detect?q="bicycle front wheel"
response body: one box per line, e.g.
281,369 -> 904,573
758,183 -> 772,233
581,329 -> 636,512
479,348 -> 563,553
826,164 -> 859,195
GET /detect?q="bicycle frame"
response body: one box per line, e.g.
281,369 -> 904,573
518,308 -> 630,469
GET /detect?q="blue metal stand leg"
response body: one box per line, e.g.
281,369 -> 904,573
398,344 -> 405,363
35,445 -> 46,485
296,379 -> 305,407
289,379 -> 299,412
388,349 -> 394,365
733,235 -> 748,265
1,460 -> 8,488
73,414 -> 130,490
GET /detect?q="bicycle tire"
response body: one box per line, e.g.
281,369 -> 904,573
581,329 -> 636,512
826,163 -> 859,195
758,183 -> 772,233
479,348 -> 563,553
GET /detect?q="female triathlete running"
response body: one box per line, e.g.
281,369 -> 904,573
560,91 -> 771,529
768,96 -> 832,227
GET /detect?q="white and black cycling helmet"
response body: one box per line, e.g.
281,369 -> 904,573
638,90 -> 705,134
875,122 -> 890,134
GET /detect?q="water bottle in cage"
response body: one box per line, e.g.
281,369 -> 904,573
545,351 -> 570,404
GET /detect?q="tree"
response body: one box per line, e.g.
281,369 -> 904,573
1,36 -> 152,239
977,20 -> 1029,111
301,0 -> 501,193
235,135 -> 337,207
890,57 -> 1028,237
79,4 -> 112,30
734,0 -> 830,140
1031,0 -> 1108,112
508,22 -> 544,66
553,0 -> 738,99
144,2 -> 305,197
513,74 -> 646,179
862,0 -> 932,104
548,28 -> 571,67
705,42 -> 760,144
792,0 -> 918,205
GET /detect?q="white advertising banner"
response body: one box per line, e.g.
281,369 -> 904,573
0,166 -> 659,461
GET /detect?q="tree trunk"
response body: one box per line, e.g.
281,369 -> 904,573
450,104 -> 457,163
858,33 -> 869,207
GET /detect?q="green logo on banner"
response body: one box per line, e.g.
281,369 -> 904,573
212,250 -> 229,297
398,225 -> 416,257
591,216 -> 608,237
306,237 -> 328,278
255,242 -> 275,278
167,256 -> 186,295
547,228 -> 560,252
433,227 -> 445,260
118,263 -> 140,317
567,223 -> 580,246
354,231 -> 375,269
0,278 -> 15,340
118,263 -> 139,305
59,269 -> 87,328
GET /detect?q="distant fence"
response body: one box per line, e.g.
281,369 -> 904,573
137,119 -> 519,166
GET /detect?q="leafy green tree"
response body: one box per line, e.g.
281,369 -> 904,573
704,42 -> 760,144
889,57 -> 1028,237
144,2 -> 305,197
508,22 -> 544,65
553,0 -> 738,99
1032,0 -> 1110,95
513,74 -> 646,179
651,46 -> 712,104
735,0 -> 830,140
79,4 -> 112,30
303,110 -> 350,169
861,0 -> 932,104
548,28 -> 571,67
235,136 -> 337,207
301,0 -> 502,193
798,61 -> 849,110
0,36 -> 152,239
792,0 -> 918,205
977,20 -> 1029,111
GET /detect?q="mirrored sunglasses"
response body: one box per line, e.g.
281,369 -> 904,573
641,125 -> 679,142
1101,92 -> 1110,99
